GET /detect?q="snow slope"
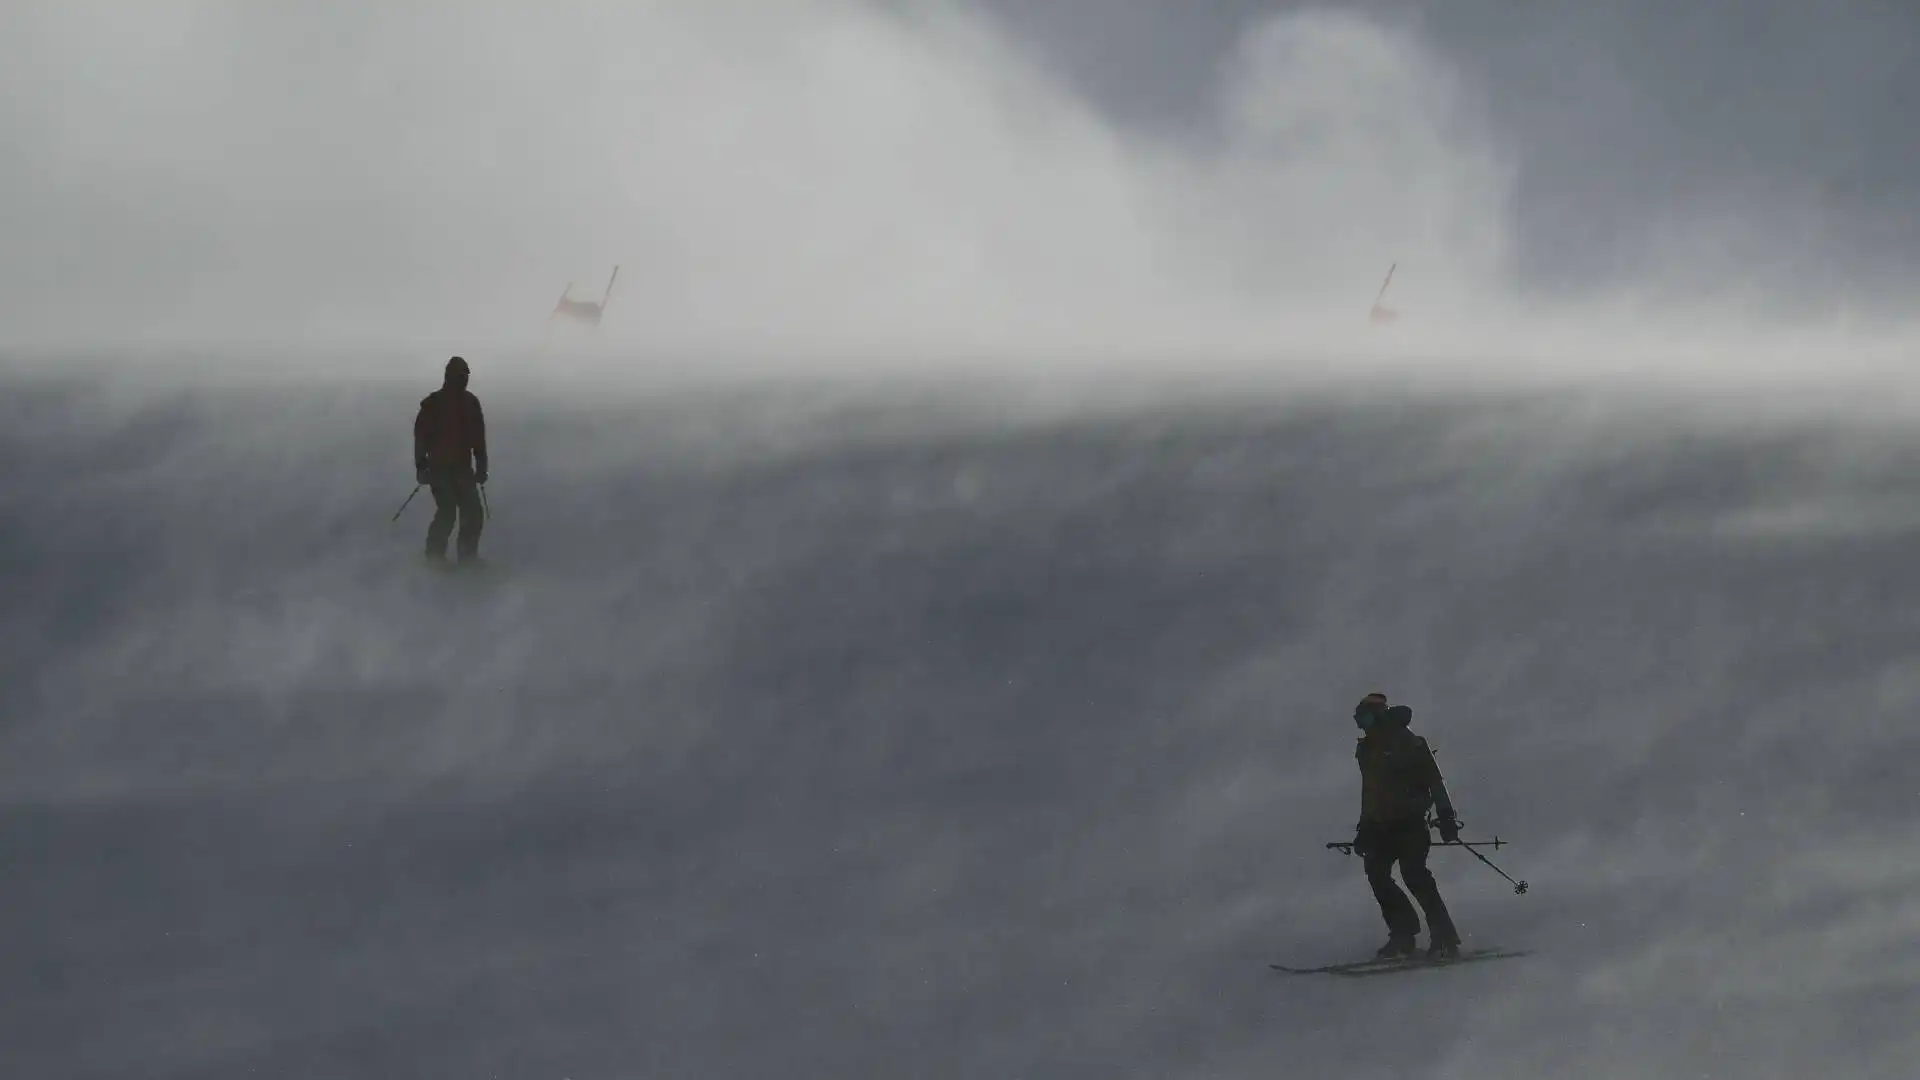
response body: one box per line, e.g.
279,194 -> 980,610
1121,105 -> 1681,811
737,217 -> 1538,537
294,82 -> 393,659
6,368 -> 1919,1078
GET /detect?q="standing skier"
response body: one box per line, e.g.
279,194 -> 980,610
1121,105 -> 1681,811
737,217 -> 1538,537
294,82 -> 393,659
413,355 -> 488,566
1351,692 -> 1463,960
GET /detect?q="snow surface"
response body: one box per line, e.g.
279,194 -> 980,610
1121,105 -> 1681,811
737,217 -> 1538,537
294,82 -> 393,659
5,369 -> 1919,1078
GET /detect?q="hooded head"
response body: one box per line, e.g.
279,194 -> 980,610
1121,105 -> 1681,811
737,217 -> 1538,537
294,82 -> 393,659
1353,696 -> 1415,735
1354,692 -> 1389,733
444,355 -> 470,392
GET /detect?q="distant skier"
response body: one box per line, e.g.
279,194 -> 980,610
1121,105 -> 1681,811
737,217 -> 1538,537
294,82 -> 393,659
1350,693 -> 1463,960
413,355 -> 488,565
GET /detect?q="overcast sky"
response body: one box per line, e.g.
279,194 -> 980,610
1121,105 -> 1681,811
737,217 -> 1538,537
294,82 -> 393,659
982,0 -> 1920,292
2,1 -> 1914,356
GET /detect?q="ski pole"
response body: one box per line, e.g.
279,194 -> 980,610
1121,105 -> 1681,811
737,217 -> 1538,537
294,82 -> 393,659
478,483 -> 490,521
1452,838 -> 1529,895
1324,838 -> 1509,854
1324,833 -> 1529,895
390,485 -> 421,522
1429,817 -> 1529,895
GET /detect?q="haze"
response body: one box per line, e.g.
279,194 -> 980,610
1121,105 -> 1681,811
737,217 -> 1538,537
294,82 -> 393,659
5,4 -> 1920,1078
5,0 -> 1912,374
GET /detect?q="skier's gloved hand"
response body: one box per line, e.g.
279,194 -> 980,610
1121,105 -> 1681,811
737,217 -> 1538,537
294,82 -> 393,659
1351,825 -> 1371,857
1436,817 -> 1461,844
415,463 -> 431,486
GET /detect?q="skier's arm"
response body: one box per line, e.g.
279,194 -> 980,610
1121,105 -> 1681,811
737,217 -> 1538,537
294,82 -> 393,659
472,397 -> 488,472
1355,744 -> 1368,827
1420,741 -> 1456,821
412,404 -> 429,469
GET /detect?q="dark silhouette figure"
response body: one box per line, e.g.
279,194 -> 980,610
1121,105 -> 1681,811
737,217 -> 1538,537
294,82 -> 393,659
413,356 -> 488,564
1350,692 -> 1463,960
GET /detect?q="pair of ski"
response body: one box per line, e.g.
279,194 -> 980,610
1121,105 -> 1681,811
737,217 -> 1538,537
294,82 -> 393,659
1271,946 -> 1529,978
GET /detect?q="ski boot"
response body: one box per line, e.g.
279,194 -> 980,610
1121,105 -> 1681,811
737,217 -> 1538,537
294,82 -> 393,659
1426,938 -> 1461,961
1375,935 -> 1417,960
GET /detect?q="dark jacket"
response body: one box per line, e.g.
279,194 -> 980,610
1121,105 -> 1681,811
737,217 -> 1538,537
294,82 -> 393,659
414,388 -> 487,471
1356,723 -> 1454,826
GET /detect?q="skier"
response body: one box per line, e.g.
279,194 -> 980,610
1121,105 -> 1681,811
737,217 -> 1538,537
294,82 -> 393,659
413,355 -> 488,566
1350,692 -> 1463,960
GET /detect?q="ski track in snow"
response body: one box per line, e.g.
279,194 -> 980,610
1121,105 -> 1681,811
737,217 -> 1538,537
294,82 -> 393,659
5,369 -> 1920,1078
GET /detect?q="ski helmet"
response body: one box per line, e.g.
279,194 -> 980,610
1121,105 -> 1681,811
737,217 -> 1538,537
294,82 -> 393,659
1354,692 -> 1388,730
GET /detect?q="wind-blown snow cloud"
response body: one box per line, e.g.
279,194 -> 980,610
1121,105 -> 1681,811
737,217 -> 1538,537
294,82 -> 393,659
9,1 -> 1913,380
9,378 -> 1920,1078
3,2 -> 1522,360
8,7 -> 1920,1077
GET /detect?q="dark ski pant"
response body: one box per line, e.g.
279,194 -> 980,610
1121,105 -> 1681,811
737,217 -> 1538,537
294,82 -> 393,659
425,464 -> 483,561
1360,819 -> 1460,945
